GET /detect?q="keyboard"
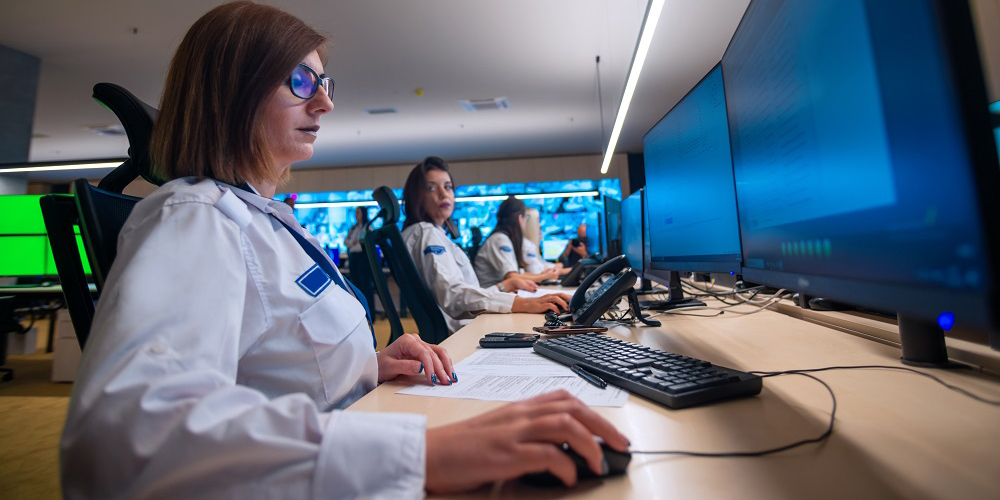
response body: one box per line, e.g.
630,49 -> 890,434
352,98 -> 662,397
533,333 -> 762,409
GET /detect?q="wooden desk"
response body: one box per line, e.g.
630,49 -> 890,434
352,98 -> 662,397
347,301 -> 1000,499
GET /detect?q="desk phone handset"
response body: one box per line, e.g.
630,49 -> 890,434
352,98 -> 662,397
569,255 -> 661,327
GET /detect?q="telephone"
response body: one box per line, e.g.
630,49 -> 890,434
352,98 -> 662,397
560,258 -> 599,287
568,255 -> 629,312
569,255 -> 661,327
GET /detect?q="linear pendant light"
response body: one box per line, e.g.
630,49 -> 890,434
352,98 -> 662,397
600,0 -> 666,174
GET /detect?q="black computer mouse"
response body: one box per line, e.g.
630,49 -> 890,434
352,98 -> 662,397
519,442 -> 631,487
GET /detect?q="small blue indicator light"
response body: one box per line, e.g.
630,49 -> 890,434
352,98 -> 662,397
937,312 -> 955,331
730,271 -> 735,275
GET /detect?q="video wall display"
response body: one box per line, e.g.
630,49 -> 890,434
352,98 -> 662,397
279,178 -> 621,262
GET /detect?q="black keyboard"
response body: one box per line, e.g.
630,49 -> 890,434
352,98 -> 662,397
533,333 -> 762,409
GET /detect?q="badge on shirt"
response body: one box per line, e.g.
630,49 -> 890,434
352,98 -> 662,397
296,264 -> 333,297
527,253 -> 537,258
499,246 -> 513,253
424,245 -> 446,255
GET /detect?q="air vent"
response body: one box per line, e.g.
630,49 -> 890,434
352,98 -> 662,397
366,107 -> 398,115
459,97 -> 510,112
86,125 -> 126,136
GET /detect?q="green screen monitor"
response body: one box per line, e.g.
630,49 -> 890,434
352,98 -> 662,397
0,195 -> 92,277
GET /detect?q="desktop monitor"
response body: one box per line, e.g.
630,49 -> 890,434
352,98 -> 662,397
0,195 -> 92,277
584,211 -> 601,259
723,0 -> 1000,355
643,63 -> 742,279
621,190 -> 643,273
603,197 -> 622,258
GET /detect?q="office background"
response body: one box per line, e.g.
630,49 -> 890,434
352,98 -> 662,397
1,0 -> 994,197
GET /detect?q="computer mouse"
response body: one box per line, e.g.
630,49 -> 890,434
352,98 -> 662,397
519,442 -> 631,487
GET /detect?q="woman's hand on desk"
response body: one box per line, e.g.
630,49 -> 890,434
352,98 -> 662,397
499,277 -> 537,293
424,390 -> 630,492
376,333 -> 455,385
511,293 -> 571,314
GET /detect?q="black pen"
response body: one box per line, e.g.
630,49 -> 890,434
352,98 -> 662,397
571,364 -> 607,389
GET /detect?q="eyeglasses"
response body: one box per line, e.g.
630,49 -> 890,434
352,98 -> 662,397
288,63 -> 333,100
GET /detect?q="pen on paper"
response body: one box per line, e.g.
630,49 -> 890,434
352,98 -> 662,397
571,364 -> 607,389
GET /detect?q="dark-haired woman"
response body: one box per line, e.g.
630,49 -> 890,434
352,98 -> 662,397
401,157 -> 573,334
474,196 -> 561,288
60,2 -> 626,498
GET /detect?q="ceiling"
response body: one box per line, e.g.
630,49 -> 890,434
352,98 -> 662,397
0,0 -> 751,183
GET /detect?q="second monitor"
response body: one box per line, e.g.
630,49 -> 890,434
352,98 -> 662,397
643,63 -> 742,281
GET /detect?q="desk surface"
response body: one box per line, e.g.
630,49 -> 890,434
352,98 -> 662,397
348,299 -> 1000,499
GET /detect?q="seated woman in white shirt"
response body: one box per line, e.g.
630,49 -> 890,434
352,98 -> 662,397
59,3 -> 628,498
401,157 -> 573,334
473,196 -> 562,288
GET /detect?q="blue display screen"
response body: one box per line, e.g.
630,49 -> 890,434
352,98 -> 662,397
723,0 -> 994,328
643,64 -> 742,274
621,190 -> 643,271
281,178 -> 620,262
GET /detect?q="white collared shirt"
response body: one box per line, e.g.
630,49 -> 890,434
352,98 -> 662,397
521,237 -> 555,275
61,178 -> 425,499
401,222 -> 515,334
473,232 -> 520,288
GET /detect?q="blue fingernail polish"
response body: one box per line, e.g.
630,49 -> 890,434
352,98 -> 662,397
452,372 -> 458,382
431,374 -> 438,384
419,363 -> 424,373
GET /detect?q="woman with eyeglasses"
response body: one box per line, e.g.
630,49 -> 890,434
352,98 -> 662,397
59,2 -> 627,498
473,195 -> 564,288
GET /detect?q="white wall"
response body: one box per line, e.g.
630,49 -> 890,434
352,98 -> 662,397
972,0 -> 1000,101
0,174 -> 28,195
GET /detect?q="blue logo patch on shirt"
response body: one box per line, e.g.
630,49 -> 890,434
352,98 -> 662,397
527,253 -> 537,258
499,246 -> 513,253
424,245 -> 446,255
296,264 -> 332,297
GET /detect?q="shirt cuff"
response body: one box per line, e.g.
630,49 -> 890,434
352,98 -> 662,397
314,411 -> 426,500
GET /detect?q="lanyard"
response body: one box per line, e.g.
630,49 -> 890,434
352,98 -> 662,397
272,215 -> 376,348
231,182 -> 375,347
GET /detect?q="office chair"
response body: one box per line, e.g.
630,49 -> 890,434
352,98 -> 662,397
468,226 -> 483,263
40,83 -> 159,349
362,187 -> 450,344
0,296 -> 19,381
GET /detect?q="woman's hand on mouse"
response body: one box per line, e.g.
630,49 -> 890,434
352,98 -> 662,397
424,390 -> 630,493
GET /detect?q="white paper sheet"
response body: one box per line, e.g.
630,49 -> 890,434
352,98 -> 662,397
397,372 -> 628,407
454,347 -> 575,377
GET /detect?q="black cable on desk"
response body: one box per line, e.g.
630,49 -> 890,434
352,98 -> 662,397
629,364 -> 1000,458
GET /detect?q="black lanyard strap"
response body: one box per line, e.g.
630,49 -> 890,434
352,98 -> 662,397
272,215 -> 376,348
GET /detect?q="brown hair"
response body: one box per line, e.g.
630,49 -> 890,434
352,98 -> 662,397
492,195 -> 527,268
402,156 -> 459,237
150,1 -> 327,186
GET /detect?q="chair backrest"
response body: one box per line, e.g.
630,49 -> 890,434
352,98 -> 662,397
364,187 -> 450,344
91,82 -> 164,192
39,195 -> 95,348
73,179 -> 142,292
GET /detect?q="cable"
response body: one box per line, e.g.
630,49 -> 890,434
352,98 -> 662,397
749,365 -> 1000,406
630,364 -> 1000,459
631,372 -> 835,457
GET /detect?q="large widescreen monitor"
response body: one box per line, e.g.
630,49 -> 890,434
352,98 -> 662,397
643,63 -> 742,277
0,195 -> 92,277
723,0 -> 1000,355
621,190 -> 643,273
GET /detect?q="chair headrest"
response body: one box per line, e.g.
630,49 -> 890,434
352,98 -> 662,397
372,186 -> 401,224
92,83 -> 164,191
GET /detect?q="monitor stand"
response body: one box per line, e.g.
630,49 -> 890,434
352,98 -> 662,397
642,271 -> 706,311
897,314 -> 960,369
635,278 -> 657,296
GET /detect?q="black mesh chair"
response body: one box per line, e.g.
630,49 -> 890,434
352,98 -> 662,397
0,296 -> 19,381
40,83 -> 160,348
362,187 -> 450,344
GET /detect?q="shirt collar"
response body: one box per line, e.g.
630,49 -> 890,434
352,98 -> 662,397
215,180 -> 290,215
